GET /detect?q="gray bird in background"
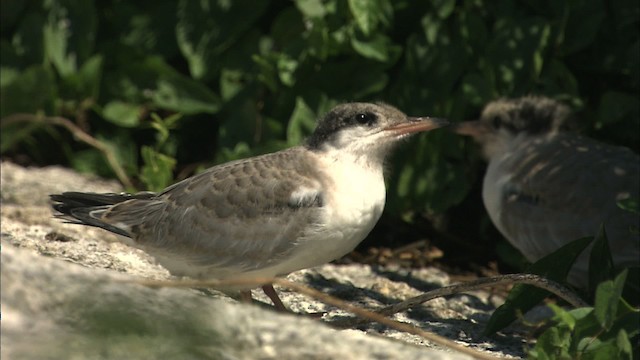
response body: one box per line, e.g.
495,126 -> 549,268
454,96 -> 639,288
51,102 -> 448,310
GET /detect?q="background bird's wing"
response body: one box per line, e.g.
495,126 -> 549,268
98,147 -> 326,276
485,134 -> 640,267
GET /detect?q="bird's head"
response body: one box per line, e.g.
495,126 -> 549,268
306,102 -> 448,163
453,96 -> 572,159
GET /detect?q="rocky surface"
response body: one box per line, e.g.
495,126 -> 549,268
1,161 -> 533,359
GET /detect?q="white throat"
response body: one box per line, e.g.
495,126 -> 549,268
289,147 -> 387,268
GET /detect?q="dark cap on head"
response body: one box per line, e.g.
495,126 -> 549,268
480,96 -> 573,135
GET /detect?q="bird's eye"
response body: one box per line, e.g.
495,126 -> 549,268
355,113 -> 377,126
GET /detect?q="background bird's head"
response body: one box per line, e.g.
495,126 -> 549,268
454,96 -> 573,159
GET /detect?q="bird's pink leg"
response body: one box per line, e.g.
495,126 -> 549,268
262,284 -> 288,312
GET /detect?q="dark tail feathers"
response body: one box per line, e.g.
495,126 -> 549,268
50,191 -> 156,237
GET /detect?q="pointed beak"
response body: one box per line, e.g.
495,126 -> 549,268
449,120 -> 489,139
384,117 -> 449,136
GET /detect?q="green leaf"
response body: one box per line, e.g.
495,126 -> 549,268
529,326 -> 572,360
110,2 -> 179,58
102,101 -> 141,128
151,70 -> 222,115
484,236 -> 593,334
176,0 -> 268,80
60,54 -> 103,100
0,65 -> 57,117
43,0 -> 97,76
594,270 -> 627,330
432,0 -> 456,19
349,0 -> 382,35
350,33 -> 400,63
277,54 -> 299,87
140,146 -> 176,192
588,225 -> 616,292
294,0 -> 328,18
616,198 -> 639,215
548,303 -> 577,330
287,97 -> 317,145
615,329 -> 633,359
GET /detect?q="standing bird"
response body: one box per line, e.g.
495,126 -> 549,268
51,102 -> 448,310
454,96 -> 639,287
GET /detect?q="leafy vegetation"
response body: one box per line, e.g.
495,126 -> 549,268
486,218 -> 639,358
2,0 -> 639,356
528,271 -> 639,359
2,0 -> 637,210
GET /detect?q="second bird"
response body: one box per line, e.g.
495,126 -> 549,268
454,96 -> 639,288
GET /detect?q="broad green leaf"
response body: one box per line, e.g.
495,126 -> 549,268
151,74 -> 221,115
460,73 -> 493,106
616,198 -> 639,215
287,97 -> 316,145
43,0 -> 97,76
76,55 -> 103,99
594,270 -> 627,330
294,0 -> 328,18
252,54 -> 279,92
140,146 -> 176,192
485,18 -> 553,93
588,225 -> 615,292
529,326 -> 572,360
277,55 -> 299,87
349,0 -> 376,35
0,65 -> 56,117
548,303 -> 577,330
220,69 -> 245,100
432,0 -> 456,19
176,0 -> 268,80
60,54 -> 103,100
69,132 -> 137,180
348,0 -> 392,36
102,101 -> 141,128
388,131 -> 472,214
350,33 -> 400,63
0,122 -> 42,154
110,2 -> 179,58
615,329 -> 633,359
0,64 -> 20,88
484,236 -> 593,334
71,148 -> 109,176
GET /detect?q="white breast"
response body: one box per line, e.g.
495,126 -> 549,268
246,150 -> 387,278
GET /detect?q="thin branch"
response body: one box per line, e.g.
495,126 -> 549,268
1,113 -> 134,189
132,277 -> 505,360
339,273 -> 588,328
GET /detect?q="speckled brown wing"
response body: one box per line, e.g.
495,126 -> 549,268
483,133 -> 639,283
95,147 -> 326,278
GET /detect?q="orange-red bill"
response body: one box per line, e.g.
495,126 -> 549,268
384,117 -> 449,135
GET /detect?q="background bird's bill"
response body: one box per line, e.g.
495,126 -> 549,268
449,120 -> 488,138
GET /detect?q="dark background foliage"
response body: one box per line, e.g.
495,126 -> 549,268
2,0 -> 639,273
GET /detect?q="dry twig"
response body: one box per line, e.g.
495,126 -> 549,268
133,277 -> 508,360
1,113 -> 135,189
